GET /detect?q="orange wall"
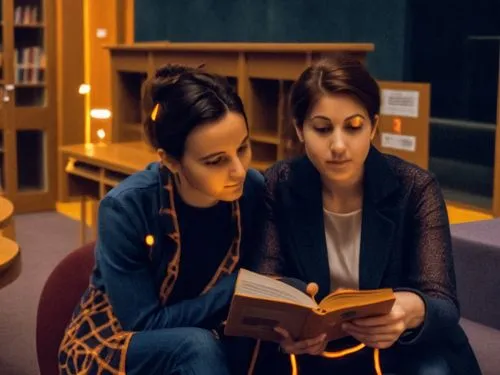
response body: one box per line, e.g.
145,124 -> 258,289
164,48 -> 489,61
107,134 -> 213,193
85,0 -> 134,143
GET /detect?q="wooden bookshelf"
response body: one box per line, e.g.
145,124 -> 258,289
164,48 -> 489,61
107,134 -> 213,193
106,42 -> 375,171
0,0 -> 56,213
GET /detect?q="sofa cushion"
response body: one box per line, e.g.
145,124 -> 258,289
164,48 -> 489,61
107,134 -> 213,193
451,219 -> 500,329
460,318 -> 500,375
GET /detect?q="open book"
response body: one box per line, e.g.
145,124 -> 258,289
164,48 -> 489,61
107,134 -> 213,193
224,269 -> 395,342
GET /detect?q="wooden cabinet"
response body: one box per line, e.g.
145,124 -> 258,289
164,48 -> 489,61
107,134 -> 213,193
0,0 -> 56,213
106,42 -> 374,171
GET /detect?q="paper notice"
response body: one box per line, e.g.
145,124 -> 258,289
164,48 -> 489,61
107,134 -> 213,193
381,133 -> 416,152
381,89 -> 419,118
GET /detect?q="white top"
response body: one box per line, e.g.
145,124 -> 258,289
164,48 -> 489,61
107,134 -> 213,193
323,208 -> 362,291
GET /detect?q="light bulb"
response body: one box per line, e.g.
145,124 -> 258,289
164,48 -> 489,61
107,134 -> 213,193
79,84 -> 91,94
97,128 -> 106,140
90,109 -> 111,119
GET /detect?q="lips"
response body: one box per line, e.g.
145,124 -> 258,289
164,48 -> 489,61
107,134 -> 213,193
225,182 -> 244,188
327,160 -> 350,165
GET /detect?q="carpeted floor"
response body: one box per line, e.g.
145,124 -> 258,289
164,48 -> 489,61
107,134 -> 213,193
0,212 -> 89,375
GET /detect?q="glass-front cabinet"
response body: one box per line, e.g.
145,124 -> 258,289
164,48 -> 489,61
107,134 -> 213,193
0,0 -> 56,213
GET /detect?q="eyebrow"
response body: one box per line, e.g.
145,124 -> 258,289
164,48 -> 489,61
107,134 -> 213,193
309,114 -> 366,123
199,135 -> 249,161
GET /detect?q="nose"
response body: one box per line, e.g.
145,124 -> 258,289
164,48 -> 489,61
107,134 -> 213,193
329,130 -> 347,153
230,158 -> 246,180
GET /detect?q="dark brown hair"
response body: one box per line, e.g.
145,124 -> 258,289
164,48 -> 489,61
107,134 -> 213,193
290,56 -> 380,129
142,64 -> 248,159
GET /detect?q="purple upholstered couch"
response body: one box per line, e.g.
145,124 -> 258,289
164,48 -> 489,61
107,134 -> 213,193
452,219 -> 500,375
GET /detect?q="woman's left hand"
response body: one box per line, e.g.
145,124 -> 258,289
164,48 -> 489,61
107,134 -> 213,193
341,291 -> 425,349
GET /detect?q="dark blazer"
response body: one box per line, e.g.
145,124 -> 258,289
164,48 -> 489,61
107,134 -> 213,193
256,146 -> 481,374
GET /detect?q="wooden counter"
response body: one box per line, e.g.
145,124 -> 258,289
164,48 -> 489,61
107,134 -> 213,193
0,196 -> 20,289
60,141 -> 158,244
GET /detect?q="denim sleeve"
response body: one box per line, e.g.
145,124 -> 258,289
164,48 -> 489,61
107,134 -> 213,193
96,196 -> 237,332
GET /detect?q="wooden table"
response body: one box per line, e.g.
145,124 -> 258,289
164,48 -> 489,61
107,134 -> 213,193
0,237 -> 21,289
60,141 -> 158,244
0,195 -> 16,240
0,196 -> 21,289
0,195 -> 14,229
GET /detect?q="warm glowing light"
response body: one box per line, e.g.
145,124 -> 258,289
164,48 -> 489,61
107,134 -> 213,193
90,109 -> 111,119
96,128 -> 106,140
79,84 -> 91,94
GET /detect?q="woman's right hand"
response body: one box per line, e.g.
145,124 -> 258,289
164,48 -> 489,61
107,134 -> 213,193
274,326 -> 327,355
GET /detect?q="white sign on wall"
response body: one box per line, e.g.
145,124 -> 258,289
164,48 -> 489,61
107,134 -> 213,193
381,132 -> 417,152
381,89 -> 420,118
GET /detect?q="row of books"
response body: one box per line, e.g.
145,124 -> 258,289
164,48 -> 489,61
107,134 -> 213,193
15,47 -> 46,84
0,47 -> 46,84
14,5 -> 41,25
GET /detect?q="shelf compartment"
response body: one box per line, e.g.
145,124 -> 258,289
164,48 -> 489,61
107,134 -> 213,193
14,86 -> 45,106
104,169 -> 129,188
116,71 -> 147,141
248,78 -> 279,139
251,141 -> 277,172
16,129 -> 46,192
65,158 -> 101,183
250,129 -> 280,145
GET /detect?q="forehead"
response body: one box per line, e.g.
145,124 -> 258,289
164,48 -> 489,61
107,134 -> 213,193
309,94 -> 369,121
184,112 -> 248,157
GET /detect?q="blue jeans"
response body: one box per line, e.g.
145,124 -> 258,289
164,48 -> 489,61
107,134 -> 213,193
399,349 -> 451,375
126,327 -> 231,375
257,342 -> 455,375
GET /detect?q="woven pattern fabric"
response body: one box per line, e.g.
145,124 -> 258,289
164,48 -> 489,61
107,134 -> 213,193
58,173 -> 242,374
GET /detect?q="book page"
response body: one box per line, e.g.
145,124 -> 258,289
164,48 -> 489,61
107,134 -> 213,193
319,288 -> 394,311
236,269 -> 317,308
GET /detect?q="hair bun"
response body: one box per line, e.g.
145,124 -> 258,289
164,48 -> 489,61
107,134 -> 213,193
155,63 -> 196,80
150,64 -> 203,103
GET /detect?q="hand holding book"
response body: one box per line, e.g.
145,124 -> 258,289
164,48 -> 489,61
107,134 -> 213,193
341,291 -> 425,349
272,281 -> 329,355
224,269 -> 396,344
274,326 -> 328,355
